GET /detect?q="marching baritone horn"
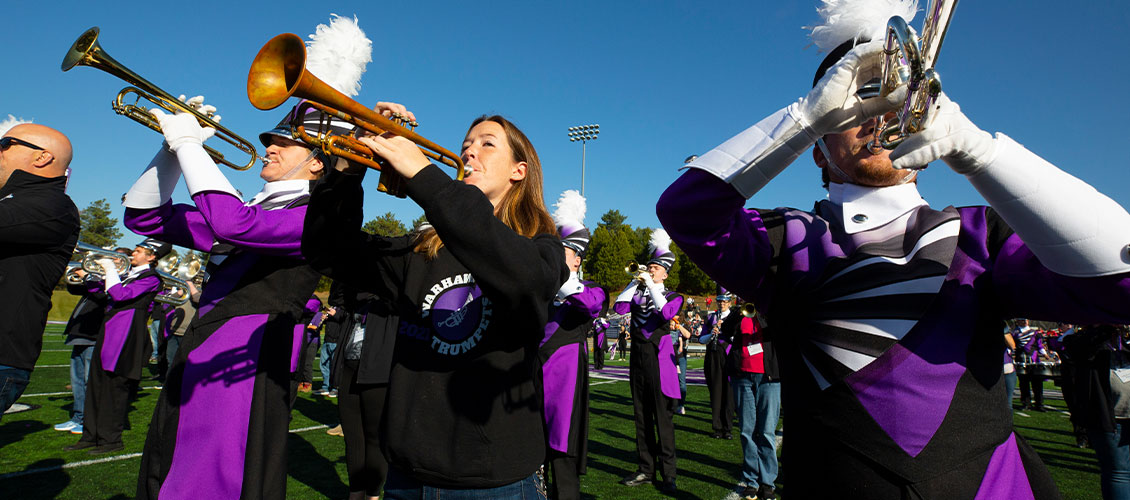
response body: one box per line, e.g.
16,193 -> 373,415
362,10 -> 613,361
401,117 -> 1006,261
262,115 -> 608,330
740,303 -> 758,318
246,33 -> 467,197
867,0 -> 959,157
65,242 -> 131,285
61,27 -> 260,171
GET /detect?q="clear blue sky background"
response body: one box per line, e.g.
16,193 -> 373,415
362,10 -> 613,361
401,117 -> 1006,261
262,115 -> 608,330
4,1 -> 1129,247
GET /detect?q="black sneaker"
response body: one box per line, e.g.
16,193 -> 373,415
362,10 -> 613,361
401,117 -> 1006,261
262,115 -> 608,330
656,478 -> 677,495
757,484 -> 777,500
63,440 -> 96,451
740,485 -> 760,500
88,443 -> 124,455
620,472 -> 652,487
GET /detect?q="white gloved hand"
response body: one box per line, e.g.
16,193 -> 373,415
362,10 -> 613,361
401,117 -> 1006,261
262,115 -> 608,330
889,94 -> 997,174
151,107 -> 215,152
797,40 -> 906,137
98,259 -> 123,288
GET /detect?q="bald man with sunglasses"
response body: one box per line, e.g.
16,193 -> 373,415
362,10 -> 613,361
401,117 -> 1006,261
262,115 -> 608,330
0,124 -> 80,418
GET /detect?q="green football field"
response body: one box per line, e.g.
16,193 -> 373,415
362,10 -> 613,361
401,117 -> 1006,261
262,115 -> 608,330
0,324 -> 1103,499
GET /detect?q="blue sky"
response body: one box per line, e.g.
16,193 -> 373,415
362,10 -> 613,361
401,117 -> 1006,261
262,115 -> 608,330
4,1 -> 1129,247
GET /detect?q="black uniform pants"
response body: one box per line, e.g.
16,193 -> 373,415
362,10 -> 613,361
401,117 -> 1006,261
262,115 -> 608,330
79,361 -> 133,446
704,345 -> 734,433
338,361 -> 388,496
549,454 -> 581,500
592,336 -> 605,370
1018,373 -> 1044,408
629,340 -> 676,481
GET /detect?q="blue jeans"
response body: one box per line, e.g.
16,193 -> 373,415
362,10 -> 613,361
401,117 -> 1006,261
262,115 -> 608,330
384,469 -> 545,500
69,344 -> 94,424
166,335 -> 181,367
149,319 -> 162,358
677,354 -> 687,401
1090,420 -> 1130,500
0,364 -> 32,421
731,372 -> 781,488
319,342 -> 338,391
1003,371 -> 1017,409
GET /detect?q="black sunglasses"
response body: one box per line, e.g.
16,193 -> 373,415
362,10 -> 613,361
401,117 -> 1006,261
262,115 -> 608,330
0,136 -> 45,151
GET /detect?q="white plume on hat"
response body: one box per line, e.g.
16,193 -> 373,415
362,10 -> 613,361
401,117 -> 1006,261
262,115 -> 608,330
806,0 -> 919,52
553,190 -> 587,230
650,228 -> 672,255
0,114 -> 31,136
305,14 -> 372,97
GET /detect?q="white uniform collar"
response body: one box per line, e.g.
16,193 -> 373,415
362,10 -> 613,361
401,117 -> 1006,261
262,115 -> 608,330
246,179 -> 311,208
827,182 -> 928,234
126,265 -> 151,279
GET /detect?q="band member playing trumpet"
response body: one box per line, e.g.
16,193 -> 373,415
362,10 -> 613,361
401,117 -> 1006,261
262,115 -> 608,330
64,238 -> 167,455
700,290 -> 735,439
303,110 -> 567,498
614,229 -> 683,494
539,190 -> 606,500
122,16 -> 370,500
656,1 -> 1130,498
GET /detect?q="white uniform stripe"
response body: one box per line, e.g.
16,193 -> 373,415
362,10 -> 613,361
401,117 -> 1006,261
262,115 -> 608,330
812,340 -> 877,372
815,318 -> 917,340
825,275 -> 946,302
802,354 -> 832,390
826,219 -> 961,282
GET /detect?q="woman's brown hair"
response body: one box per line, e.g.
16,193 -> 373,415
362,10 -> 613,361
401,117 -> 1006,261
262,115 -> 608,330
413,115 -> 556,258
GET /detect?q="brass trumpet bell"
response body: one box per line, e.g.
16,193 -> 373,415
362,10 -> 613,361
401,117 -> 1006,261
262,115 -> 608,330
247,33 -> 466,197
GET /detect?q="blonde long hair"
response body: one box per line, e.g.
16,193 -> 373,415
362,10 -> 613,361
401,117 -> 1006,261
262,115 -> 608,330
413,115 -> 556,258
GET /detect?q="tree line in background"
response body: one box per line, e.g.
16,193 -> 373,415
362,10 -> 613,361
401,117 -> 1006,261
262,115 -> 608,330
74,201 -> 718,299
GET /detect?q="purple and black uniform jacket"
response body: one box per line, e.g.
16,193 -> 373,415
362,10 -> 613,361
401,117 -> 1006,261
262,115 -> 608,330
93,268 -> 161,380
614,285 -> 684,399
539,281 -> 605,455
657,169 -> 1130,496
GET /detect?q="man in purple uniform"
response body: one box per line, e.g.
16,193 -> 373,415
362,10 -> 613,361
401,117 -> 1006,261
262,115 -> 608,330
64,238 -> 166,454
123,95 -> 351,499
656,4 -> 1130,498
540,190 -> 606,500
617,229 -> 684,494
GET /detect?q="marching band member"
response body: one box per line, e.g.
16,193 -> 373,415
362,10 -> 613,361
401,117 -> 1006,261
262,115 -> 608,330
64,238 -> 167,454
122,16 -> 371,499
656,1 -> 1130,497
591,316 -> 610,370
540,190 -> 606,500
615,229 -> 683,494
700,290 -> 734,439
302,112 -> 567,498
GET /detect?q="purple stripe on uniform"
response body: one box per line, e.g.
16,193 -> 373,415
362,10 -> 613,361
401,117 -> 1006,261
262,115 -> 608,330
161,314 -> 270,500
100,309 -> 135,372
542,342 -> 581,453
657,334 -> 681,399
107,274 -> 161,302
973,433 -> 1035,500
542,317 -> 562,348
124,203 -> 219,253
192,192 -> 308,258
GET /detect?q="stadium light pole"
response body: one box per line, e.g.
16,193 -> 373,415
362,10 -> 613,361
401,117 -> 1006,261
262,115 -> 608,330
567,124 -> 599,196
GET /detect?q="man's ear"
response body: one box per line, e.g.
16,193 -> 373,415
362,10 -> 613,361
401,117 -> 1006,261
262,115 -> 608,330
32,151 -> 55,168
813,141 -> 828,168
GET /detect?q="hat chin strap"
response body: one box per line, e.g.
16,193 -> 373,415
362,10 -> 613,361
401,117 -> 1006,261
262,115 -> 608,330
277,150 -> 319,182
817,138 -> 916,187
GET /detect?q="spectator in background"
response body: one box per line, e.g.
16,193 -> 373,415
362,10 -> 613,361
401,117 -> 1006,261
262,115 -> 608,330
1003,328 -> 1018,411
721,304 -> 780,500
54,247 -> 130,433
670,314 -> 695,415
1015,319 -> 1052,411
315,283 -> 347,397
0,124 -> 80,418
290,295 -> 323,404
1065,325 -> 1130,500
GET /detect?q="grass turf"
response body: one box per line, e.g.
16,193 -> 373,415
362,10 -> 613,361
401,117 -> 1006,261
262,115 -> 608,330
0,324 -> 1103,499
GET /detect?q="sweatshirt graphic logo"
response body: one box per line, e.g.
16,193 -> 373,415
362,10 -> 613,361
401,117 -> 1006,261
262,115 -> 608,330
410,273 -> 492,356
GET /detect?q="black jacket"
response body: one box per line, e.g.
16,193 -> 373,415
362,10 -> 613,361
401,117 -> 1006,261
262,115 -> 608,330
0,170 -> 79,371
63,281 -> 110,344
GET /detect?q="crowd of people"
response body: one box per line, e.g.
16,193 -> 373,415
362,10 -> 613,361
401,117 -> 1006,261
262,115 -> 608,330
3,3 -> 1130,499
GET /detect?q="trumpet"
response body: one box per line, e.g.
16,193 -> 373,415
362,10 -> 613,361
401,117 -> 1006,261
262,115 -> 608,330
740,303 -> 758,318
247,33 -> 466,197
625,262 -> 647,275
867,0 -> 958,156
61,27 -> 259,171
65,242 -> 130,285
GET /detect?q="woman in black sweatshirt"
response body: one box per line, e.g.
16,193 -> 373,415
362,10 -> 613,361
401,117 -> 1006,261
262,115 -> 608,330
303,111 -> 567,498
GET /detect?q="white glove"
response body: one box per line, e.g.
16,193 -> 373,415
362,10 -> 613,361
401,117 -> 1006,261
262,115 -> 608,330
889,94 -> 997,174
687,40 -> 903,197
556,275 -> 584,302
179,95 -> 221,124
98,259 -> 122,288
799,40 -> 905,137
643,275 -> 669,311
151,108 -> 215,152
